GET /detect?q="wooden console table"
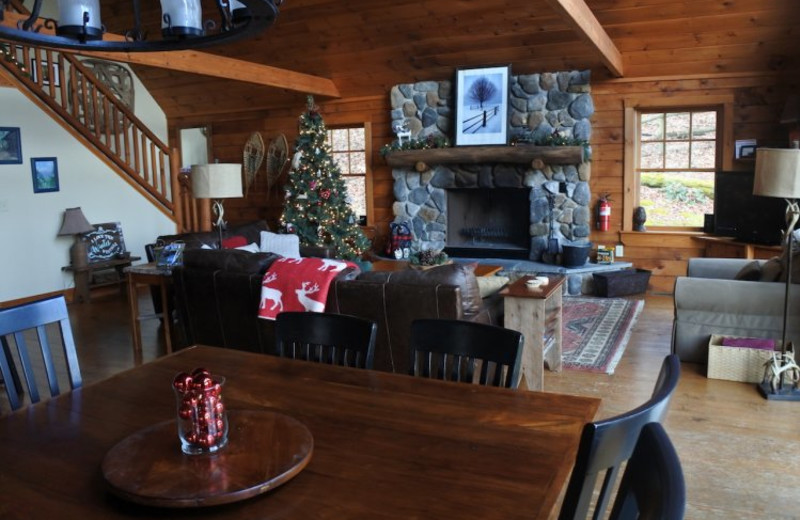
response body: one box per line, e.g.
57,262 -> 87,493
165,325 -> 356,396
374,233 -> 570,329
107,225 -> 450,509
62,256 -> 141,303
694,236 -> 781,260
500,275 -> 565,392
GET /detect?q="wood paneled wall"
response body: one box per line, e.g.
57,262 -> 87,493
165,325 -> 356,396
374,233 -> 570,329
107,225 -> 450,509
196,70 -> 798,295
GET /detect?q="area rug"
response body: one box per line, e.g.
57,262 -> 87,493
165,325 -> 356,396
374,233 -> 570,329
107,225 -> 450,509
561,297 -> 645,374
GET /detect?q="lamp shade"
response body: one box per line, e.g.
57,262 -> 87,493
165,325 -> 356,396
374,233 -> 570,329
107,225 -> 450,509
191,164 -> 244,199
753,148 -> 800,199
57,207 -> 94,236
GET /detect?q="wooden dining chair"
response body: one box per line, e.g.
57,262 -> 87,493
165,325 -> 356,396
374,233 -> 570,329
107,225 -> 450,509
275,312 -> 377,369
558,354 -> 681,520
608,422 -> 686,520
0,296 -> 83,412
409,319 -> 523,389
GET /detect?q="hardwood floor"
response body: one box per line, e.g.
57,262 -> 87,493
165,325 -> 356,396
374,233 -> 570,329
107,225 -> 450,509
6,290 -> 800,518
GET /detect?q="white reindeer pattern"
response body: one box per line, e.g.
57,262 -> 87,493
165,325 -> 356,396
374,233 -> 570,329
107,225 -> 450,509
317,259 -> 347,272
295,281 -> 325,313
259,272 -> 284,312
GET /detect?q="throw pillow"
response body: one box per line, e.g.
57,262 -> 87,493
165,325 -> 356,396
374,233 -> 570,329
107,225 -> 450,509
760,257 -> 783,282
476,276 -> 510,298
221,235 -> 248,249
734,260 -> 761,281
259,231 -> 301,259
235,242 -> 260,253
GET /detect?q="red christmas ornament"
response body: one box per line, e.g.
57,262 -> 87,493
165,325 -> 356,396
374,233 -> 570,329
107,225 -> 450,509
320,188 -> 331,200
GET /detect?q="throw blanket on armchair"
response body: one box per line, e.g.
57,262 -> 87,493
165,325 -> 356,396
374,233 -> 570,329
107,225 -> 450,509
258,257 -> 353,320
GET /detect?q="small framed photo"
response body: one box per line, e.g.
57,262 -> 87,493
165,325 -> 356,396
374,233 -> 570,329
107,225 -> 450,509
454,65 -> 510,146
0,127 -> 22,165
735,139 -> 757,159
30,58 -> 61,87
31,157 -> 59,193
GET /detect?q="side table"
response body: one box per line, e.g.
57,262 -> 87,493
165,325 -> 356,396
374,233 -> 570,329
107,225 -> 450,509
62,256 -> 141,303
500,275 -> 565,391
125,263 -> 173,365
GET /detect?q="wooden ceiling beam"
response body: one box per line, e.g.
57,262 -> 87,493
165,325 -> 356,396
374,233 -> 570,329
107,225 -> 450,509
544,0 -> 624,77
0,12 -> 340,98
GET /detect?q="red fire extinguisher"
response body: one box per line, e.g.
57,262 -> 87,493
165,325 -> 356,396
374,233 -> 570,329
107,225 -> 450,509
597,194 -> 611,231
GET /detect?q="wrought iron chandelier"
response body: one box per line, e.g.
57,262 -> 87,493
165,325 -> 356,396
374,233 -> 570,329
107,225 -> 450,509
0,0 -> 282,52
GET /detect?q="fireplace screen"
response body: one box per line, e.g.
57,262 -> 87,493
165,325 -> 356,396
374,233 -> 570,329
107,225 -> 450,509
445,188 -> 531,258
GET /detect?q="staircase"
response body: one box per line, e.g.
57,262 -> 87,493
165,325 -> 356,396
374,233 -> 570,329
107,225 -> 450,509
0,41 -> 201,231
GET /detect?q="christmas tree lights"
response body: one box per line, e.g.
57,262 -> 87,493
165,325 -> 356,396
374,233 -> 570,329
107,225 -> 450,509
280,96 -> 371,260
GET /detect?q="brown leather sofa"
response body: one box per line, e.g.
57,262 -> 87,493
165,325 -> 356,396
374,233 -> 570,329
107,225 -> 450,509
171,249 -> 502,374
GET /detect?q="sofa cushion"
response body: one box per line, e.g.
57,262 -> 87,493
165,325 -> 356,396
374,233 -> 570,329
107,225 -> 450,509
358,263 -> 481,317
260,231 -> 301,258
734,261 -> 762,281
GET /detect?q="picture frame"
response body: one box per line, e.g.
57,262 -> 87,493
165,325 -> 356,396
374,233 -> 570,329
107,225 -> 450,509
30,157 -> 59,193
30,58 -> 61,87
454,65 -> 510,146
735,139 -> 757,160
0,127 -> 23,165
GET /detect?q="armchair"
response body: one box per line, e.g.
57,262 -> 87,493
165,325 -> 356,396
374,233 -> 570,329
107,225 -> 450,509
672,257 -> 800,363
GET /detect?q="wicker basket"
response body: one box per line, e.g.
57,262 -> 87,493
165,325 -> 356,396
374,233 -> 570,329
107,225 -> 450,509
707,335 -> 781,383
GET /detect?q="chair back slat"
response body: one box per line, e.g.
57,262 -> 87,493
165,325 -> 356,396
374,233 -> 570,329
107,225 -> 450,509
608,423 -> 686,520
0,337 -> 22,410
0,296 -> 82,412
409,319 -> 523,389
559,354 -> 681,520
275,312 -> 377,370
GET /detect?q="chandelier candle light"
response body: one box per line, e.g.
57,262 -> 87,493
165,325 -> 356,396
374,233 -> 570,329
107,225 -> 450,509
191,163 -> 243,248
753,148 -> 800,400
0,0 -> 282,52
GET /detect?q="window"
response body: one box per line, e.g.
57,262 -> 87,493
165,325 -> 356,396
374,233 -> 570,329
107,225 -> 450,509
637,110 -> 718,227
623,95 -> 732,231
326,126 -> 368,222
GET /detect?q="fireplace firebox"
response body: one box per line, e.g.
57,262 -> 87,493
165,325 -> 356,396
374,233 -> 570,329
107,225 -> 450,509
445,188 -> 531,259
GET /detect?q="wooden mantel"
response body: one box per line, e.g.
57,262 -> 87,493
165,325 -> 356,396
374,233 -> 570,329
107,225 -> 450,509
384,145 -> 585,171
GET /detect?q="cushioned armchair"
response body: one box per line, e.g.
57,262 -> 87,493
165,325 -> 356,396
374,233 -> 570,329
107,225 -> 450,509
671,257 -> 800,363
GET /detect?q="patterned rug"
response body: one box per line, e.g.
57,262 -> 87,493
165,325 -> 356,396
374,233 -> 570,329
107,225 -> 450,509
562,297 -> 645,374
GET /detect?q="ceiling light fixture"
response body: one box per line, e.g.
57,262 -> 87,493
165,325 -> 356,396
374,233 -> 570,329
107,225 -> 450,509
0,0 -> 282,52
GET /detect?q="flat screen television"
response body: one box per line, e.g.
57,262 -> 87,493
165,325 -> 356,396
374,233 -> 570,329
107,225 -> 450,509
713,170 -> 785,245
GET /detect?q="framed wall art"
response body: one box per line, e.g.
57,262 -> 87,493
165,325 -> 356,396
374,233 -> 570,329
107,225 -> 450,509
454,65 -> 510,146
31,157 -> 59,193
0,127 -> 22,164
30,58 -> 61,87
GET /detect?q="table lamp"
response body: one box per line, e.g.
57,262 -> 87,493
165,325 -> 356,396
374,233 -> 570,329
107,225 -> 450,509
753,148 -> 800,400
57,207 -> 95,268
191,163 -> 244,247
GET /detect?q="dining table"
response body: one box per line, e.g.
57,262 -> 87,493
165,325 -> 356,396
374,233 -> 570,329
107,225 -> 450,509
0,345 -> 599,519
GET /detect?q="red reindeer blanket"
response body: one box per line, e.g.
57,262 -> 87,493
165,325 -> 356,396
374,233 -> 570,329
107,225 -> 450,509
257,257 -> 355,320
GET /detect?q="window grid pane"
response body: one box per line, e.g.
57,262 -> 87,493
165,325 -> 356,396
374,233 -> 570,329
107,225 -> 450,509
327,125 -> 367,222
637,108 -> 718,228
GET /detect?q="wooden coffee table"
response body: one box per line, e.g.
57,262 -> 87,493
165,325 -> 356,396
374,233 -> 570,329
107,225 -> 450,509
371,259 -> 503,277
500,275 -> 565,392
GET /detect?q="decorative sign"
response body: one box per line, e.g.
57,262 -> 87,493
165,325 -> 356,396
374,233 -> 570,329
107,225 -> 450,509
82,222 -> 126,263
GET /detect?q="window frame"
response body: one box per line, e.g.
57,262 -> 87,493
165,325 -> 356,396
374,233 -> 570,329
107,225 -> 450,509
323,120 -> 374,226
623,95 -> 734,232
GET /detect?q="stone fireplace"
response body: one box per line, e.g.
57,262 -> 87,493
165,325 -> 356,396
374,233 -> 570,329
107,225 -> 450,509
389,70 -> 594,263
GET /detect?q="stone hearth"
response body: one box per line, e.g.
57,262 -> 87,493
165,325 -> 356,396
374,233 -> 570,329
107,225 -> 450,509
389,69 -> 594,265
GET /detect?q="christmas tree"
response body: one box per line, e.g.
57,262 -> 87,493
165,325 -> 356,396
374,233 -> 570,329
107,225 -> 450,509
280,96 -> 371,260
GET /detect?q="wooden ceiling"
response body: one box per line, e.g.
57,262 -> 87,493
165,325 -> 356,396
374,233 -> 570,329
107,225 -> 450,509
65,0 -> 800,123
